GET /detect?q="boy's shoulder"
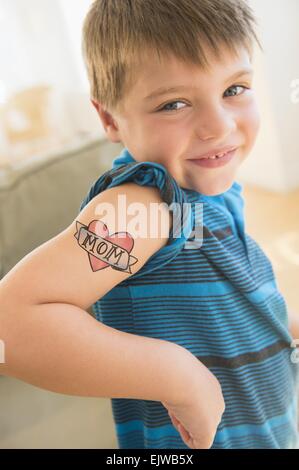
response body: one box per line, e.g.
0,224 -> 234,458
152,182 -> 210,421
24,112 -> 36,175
81,157 -> 189,214
82,180 -> 173,246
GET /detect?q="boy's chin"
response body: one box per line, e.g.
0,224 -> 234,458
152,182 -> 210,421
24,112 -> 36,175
192,179 -> 235,196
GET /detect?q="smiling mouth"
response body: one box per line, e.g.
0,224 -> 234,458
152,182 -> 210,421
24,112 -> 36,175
191,146 -> 238,160
200,150 -> 233,160
188,148 -> 238,168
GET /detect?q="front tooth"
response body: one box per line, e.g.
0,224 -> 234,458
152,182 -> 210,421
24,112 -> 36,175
208,156 -> 217,159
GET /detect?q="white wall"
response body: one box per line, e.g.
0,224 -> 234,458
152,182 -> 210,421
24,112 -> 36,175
238,0 -> 299,192
0,0 -> 104,148
0,0 -> 83,95
58,0 -> 93,92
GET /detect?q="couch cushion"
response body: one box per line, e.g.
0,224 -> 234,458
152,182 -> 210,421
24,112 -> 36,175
0,136 -> 123,278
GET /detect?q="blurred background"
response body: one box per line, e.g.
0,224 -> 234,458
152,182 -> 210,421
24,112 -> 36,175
0,0 -> 298,449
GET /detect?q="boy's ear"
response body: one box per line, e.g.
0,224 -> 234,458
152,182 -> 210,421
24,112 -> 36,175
90,99 -> 122,143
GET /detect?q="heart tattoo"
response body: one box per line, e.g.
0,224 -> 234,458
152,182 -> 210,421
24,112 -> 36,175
74,220 -> 138,273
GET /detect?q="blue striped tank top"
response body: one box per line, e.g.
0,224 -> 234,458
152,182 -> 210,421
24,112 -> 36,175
79,147 -> 299,449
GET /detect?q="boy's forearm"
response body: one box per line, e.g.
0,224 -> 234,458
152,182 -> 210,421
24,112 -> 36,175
0,300 -> 194,404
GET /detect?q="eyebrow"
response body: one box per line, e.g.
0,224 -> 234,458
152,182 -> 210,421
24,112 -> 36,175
144,68 -> 254,101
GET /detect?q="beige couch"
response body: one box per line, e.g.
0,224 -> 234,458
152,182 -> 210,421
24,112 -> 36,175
0,137 -> 123,280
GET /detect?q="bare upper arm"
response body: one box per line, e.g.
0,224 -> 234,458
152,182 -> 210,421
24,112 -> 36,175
0,182 -> 172,311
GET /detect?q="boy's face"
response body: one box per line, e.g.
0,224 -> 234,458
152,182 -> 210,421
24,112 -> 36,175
94,44 -> 260,196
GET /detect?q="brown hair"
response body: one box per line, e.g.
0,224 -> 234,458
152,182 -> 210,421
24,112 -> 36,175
82,0 -> 261,113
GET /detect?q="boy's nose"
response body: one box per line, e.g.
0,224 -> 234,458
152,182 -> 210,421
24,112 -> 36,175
194,108 -> 237,142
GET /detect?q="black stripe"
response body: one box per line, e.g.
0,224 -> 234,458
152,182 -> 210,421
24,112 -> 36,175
196,340 -> 290,369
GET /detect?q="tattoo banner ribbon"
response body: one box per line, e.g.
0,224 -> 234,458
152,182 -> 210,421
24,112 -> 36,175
74,221 -> 138,274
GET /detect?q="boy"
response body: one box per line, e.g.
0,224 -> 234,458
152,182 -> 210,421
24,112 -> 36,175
0,0 -> 298,449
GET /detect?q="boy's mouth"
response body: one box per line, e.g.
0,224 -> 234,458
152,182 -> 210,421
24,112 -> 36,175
188,147 -> 238,169
189,145 -> 238,160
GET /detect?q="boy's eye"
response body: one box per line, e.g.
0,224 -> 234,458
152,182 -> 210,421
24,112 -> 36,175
224,85 -> 249,97
157,85 -> 250,113
158,101 -> 187,112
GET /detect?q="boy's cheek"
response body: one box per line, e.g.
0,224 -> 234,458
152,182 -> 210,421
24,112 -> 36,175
243,101 -> 261,148
252,104 -> 261,137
